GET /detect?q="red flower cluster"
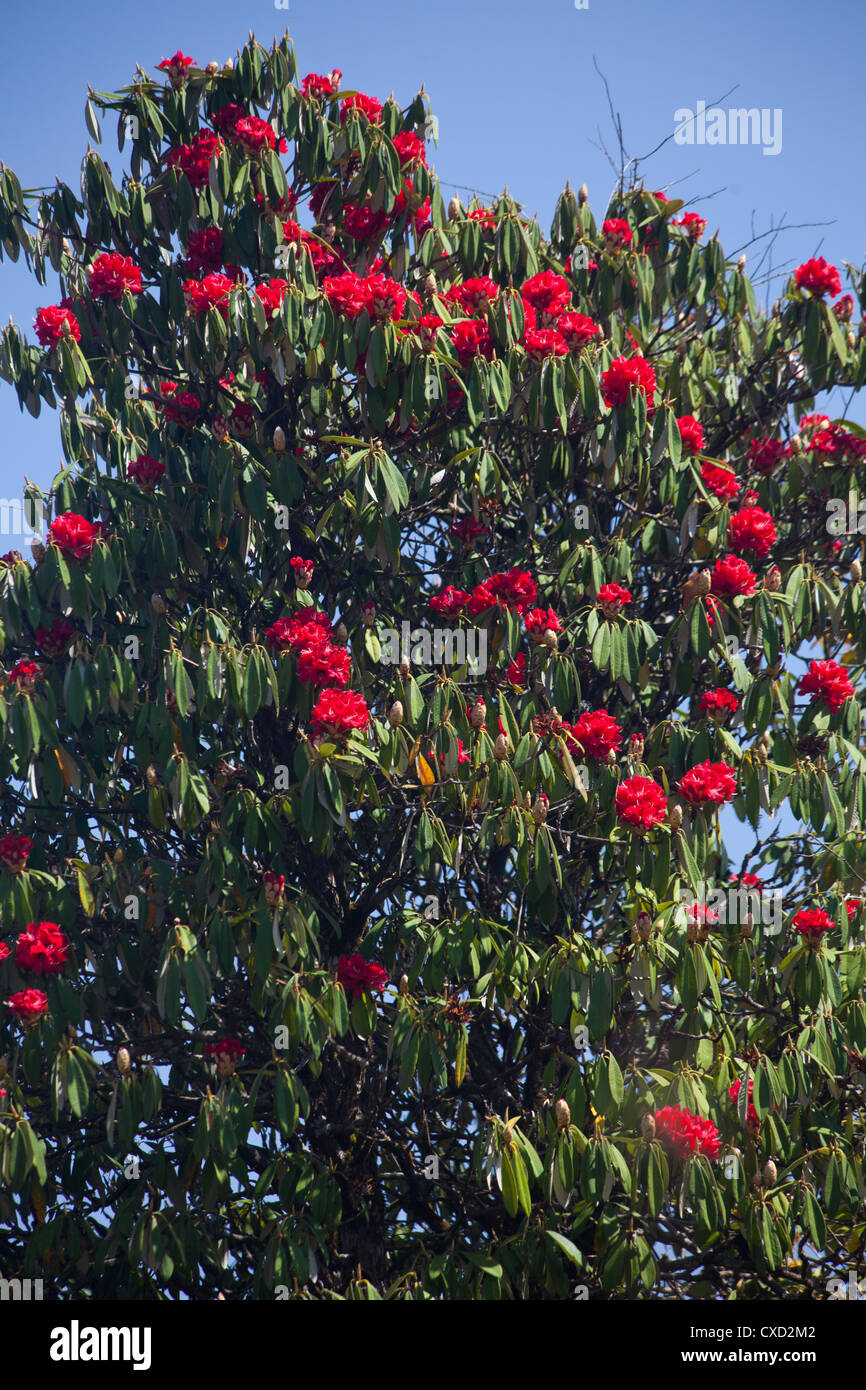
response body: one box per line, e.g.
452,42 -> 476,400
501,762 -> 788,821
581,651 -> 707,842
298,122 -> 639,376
747,437 -> 788,475
450,515 -> 488,546
727,506 -> 776,559
266,610 -> 331,652
336,953 -> 388,999
672,212 -> 707,239
166,131 -> 224,190
266,610 -> 349,689
677,415 -> 704,456
521,270 -> 571,317
597,583 -> 632,618
205,1037 -> 246,1059
679,761 -> 737,807
157,51 -> 194,78
711,555 -> 756,597
698,688 -> 739,718
451,319 -> 493,363
34,305 -> 81,348
467,569 -> 537,616
524,607 -> 561,641
602,218 -> 633,248
615,775 -> 667,830
184,272 -> 236,317
290,557 -> 314,587
5,989 -> 48,1023
429,586 -> 472,618
792,908 -> 835,943
701,461 -> 739,501
653,1105 -> 720,1160
566,709 -> 622,759
556,311 -> 600,349
35,618 -> 74,661
127,454 -> 165,491
445,276 -> 499,316
255,278 -> 290,319
795,257 -> 841,299
600,355 -> 656,414
87,253 -> 142,301
798,659 -> 854,713
263,871 -> 285,907
233,116 -> 287,155
310,689 -> 370,741
524,328 -> 568,359
0,833 -> 32,872
183,228 -> 224,276
807,424 -> 866,463
322,269 -> 407,321
15,921 -> 69,975
9,659 -> 41,687
48,512 -> 104,561
340,93 -> 382,124
301,70 -> 342,99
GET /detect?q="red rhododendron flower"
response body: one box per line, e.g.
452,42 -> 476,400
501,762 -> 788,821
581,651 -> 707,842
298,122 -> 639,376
523,328 -> 568,359
792,908 -> 835,943
48,512 -> 104,561
808,425 -> 866,463
597,583 -> 632,618
5,989 -> 49,1023
729,1079 -> 759,1129
524,607 -> 561,641
263,872 -> 285,906
301,70 -> 342,99
451,319 -> 494,363
445,277 -> 499,316
205,1037 -> 246,1059
677,415 -> 704,456
266,611 -> 332,652
600,355 -> 656,414
0,943 -> 7,963
798,659 -> 854,713
521,271 -> 571,317
296,642 -> 351,688
653,1105 -> 720,1160
310,688 -> 370,740
731,871 -> 762,888
157,51 -> 194,74
833,294 -> 854,322
747,437 -> 788,475
233,115 -> 286,155
290,557 -> 314,586
673,212 -> 707,239
698,688 -> 739,717
679,760 -> 737,807
9,660 -> 41,686
0,834 -> 32,873
506,653 -> 526,688
602,218 -> 633,248
336,953 -> 388,999
184,272 -> 235,317
183,228 -> 224,276
450,516 -> 488,545
568,710 -> 623,759
340,93 -> 382,125
429,586 -> 472,618
35,618 -> 74,661
127,454 -> 165,491
15,921 -> 69,975
158,383 -> 201,425
846,898 -> 861,920
323,271 -> 368,317
166,131 -> 224,190
392,131 -> 427,169
728,506 -> 776,559
615,776 -> 668,831
362,272 -> 407,321
34,305 -> 81,348
701,460 -> 739,501
556,312 -> 600,349
87,253 -> 142,301
211,104 -> 246,137
795,257 -> 841,300
439,737 -> 469,766
474,569 -> 537,613
711,555 -> 756,597
341,201 -> 389,243
255,278 -> 289,319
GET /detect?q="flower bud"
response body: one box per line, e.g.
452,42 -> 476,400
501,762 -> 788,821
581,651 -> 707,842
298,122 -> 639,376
493,732 -> 509,761
31,540 -> 46,564
361,600 -> 376,628
0,1055 -> 7,1080
334,621 -> 349,645
762,565 -> 782,593
762,1159 -> 778,1187
145,764 -> 159,786
630,923 -> 641,944
422,272 -> 437,297
669,803 -> 683,829
851,558 -> 862,582
116,1046 -> 131,1075
740,916 -> 753,939
388,700 -> 404,727
273,426 -> 287,452
629,733 -> 644,760
113,847 -> 124,864
641,1113 -> 655,1140
737,254 -> 746,271
470,698 -> 486,730
555,1098 -> 571,1130
606,747 -> 617,766
206,61 -> 219,75
790,433 -> 802,454
151,592 -> 167,615
223,59 -> 234,71
215,535 -> 228,550
578,183 -> 588,206
543,628 -> 558,650
448,196 -> 461,221
636,910 -> 652,942
531,792 -> 548,825
399,654 -> 411,678
399,973 -> 409,996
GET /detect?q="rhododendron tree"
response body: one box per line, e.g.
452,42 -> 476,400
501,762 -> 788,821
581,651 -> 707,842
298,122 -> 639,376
1,33 -> 866,1304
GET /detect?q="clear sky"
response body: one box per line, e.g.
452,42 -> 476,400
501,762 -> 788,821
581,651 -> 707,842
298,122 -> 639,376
0,0 -> 862,870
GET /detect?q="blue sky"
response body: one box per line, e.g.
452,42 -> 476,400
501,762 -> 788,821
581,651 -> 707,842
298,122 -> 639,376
0,0 -> 862,869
